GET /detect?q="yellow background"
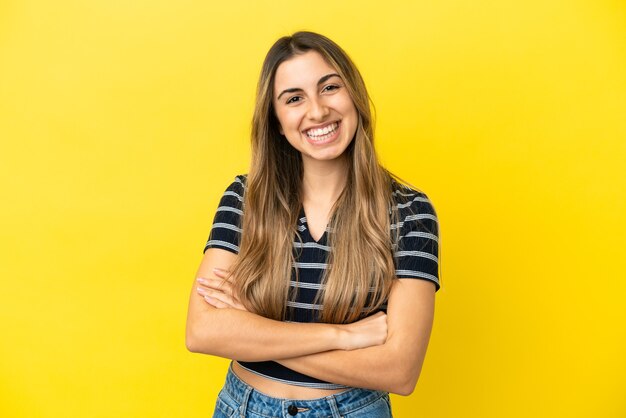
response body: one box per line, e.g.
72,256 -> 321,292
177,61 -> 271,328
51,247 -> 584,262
1,0 -> 625,417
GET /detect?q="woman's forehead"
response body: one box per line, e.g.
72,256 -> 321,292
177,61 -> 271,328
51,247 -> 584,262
273,51 -> 338,93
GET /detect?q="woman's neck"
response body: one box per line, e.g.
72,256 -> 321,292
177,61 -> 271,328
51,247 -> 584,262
301,156 -> 349,206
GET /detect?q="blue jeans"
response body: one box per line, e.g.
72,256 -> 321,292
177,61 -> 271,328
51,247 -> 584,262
212,364 -> 393,418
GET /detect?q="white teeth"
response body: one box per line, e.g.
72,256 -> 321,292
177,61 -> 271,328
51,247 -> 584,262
306,122 -> 338,138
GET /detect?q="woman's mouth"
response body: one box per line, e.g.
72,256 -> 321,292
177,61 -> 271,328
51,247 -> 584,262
304,121 -> 341,144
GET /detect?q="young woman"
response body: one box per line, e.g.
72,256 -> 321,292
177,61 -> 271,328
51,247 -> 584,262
186,31 -> 440,417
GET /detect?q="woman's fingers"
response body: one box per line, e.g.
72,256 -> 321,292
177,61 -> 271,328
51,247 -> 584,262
203,295 -> 229,309
197,277 -> 234,294
203,289 -> 238,308
212,268 -> 231,279
200,288 -> 245,310
196,276 -> 247,311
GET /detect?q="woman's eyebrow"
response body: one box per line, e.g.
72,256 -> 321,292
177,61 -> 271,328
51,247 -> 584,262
276,73 -> 341,100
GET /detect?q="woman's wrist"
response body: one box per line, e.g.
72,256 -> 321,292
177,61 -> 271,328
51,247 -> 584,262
333,325 -> 351,351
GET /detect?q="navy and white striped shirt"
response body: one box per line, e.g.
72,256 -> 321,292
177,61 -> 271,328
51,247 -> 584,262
204,174 -> 440,389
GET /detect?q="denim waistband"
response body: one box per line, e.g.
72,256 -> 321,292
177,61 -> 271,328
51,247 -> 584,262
222,362 -> 388,417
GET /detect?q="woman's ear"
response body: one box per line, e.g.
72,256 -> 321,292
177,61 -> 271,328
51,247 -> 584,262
278,124 -> 284,135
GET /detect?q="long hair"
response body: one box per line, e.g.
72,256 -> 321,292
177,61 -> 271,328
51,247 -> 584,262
231,31 -> 398,324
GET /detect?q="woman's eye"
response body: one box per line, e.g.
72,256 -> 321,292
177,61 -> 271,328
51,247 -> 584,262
323,84 -> 339,92
286,96 -> 301,104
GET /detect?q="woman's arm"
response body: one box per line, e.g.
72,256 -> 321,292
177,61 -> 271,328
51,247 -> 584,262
185,248 -> 388,361
200,271 -> 436,395
275,279 -> 435,395
279,279 -> 435,395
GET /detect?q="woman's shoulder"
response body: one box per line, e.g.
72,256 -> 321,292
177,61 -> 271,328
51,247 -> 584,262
389,178 -> 439,248
221,174 -> 248,194
390,179 -> 435,212
215,174 -> 248,209
391,178 -> 423,196
232,173 -> 248,187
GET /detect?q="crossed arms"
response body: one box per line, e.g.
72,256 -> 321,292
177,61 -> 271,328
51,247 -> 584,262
185,248 -> 436,396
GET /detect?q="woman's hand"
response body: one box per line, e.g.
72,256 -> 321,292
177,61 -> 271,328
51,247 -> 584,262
338,311 -> 388,350
196,268 -> 248,311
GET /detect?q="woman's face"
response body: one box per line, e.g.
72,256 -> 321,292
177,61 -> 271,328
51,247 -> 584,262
272,50 -> 358,166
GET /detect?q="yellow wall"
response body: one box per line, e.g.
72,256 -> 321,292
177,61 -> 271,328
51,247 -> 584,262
1,1 -> 625,417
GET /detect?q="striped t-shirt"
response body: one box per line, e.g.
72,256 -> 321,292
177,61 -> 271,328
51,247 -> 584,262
204,174 -> 440,389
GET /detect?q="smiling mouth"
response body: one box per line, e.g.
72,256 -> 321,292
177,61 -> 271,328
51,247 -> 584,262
305,121 -> 340,141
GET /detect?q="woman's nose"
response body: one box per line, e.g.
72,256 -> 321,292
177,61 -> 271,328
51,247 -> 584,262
307,98 -> 330,121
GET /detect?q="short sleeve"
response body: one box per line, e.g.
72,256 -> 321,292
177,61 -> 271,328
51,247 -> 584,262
393,185 -> 441,291
203,175 -> 246,255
